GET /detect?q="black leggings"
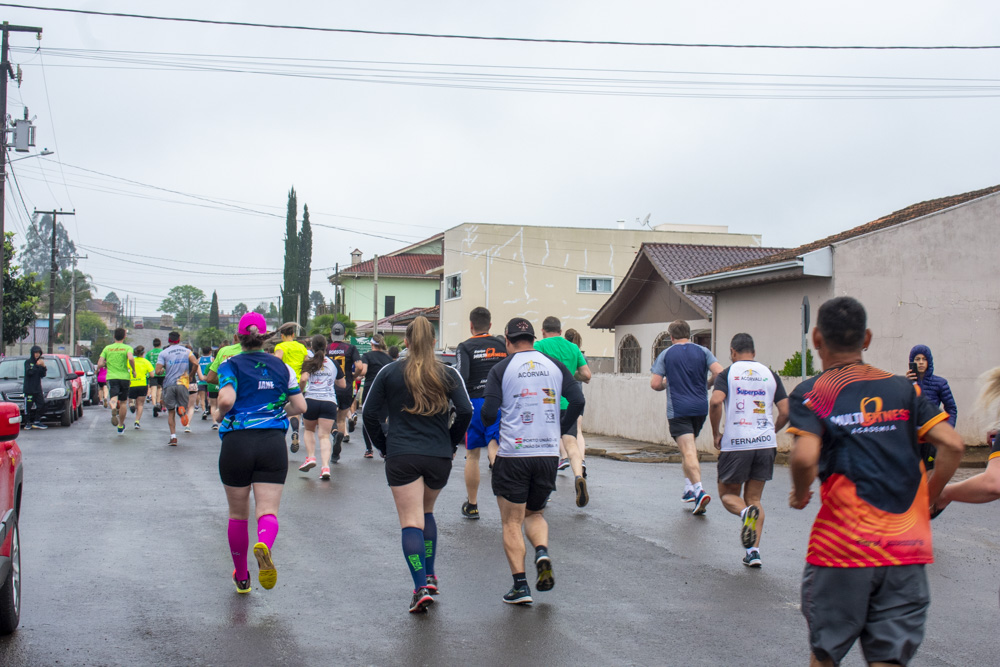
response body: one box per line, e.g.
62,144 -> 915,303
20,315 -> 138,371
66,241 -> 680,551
25,392 -> 44,423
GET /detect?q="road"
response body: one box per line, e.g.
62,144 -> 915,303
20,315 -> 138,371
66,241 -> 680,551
0,405 -> 996,666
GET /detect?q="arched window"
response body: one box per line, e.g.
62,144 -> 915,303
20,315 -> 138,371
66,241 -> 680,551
618,334 -> 641,374
652,331 -> 672,365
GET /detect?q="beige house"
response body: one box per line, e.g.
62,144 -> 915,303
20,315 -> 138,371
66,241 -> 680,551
677,184 -> 1000,445
438,223 -> 763,357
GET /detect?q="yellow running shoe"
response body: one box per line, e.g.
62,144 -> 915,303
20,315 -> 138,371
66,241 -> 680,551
233,570 -> 251,594
253,542 -> 277,589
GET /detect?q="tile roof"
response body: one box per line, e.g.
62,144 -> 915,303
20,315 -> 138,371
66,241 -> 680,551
341,254 -> 443,277
701,184 -> 1000,277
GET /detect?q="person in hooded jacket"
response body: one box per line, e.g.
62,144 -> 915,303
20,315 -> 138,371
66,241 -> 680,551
23,346 -> 48,429
907,344 -> 957,472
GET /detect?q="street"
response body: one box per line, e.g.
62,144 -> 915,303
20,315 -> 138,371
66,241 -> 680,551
0,405 -> 996,666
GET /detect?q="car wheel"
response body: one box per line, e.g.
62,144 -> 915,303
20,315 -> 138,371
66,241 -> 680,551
0,514 -> 21,634
61,399 -> 73,427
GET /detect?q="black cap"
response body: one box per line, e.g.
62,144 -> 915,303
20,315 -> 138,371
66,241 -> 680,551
505,317 -> 535,340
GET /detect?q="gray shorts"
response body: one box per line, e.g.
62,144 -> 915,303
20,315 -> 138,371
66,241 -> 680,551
801,563 -> 929,665
162,384 -> 189,410
717,448 -> 776,484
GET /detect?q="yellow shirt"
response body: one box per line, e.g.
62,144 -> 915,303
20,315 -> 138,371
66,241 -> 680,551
275,340 -> 309,381
130,357 -> 154,387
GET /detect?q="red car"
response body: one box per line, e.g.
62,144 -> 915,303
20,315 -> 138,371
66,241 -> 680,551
51,354 -> 84,421
0,402 -> 23,633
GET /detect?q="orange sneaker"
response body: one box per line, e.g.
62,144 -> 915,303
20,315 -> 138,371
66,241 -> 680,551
177,405 -> 189,426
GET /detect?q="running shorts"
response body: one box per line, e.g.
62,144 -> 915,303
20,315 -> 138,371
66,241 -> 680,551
492,455 -> 558,511
208,390 -> 219,399
717,448 -> 776,484
466,397 -> 500,450
107,379 -> 130,402
162,385 -> 189,410
150,376 -> 163,387
127,386 -> 148,400
559,408 -> 579,438
668,414 -> 706,440
97,381 -> 107,389
303,398 -> 338,421
384,454 -> 452,489
335,386 -> 353,410
801,563 -> 928,665
219,429 -> 289,487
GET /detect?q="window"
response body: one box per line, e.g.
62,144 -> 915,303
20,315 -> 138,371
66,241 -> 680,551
652,331 -> 672,364
618,335 -> 641,374
385,295 -> 396,317
577,276 -> 613,293
445,273 -> 462,300
434,289 -> 440,306
693,332 -> 712,349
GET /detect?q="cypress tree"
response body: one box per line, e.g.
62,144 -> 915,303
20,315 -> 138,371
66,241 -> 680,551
281,187 -> 298,322
209,290 -> 220,328
297,204 -> 313,328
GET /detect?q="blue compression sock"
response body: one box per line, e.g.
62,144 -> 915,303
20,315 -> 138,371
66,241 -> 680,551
401,527 -> 426,590
423,513 -> 437,576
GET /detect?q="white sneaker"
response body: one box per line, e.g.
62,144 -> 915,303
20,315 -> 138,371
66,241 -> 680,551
184,426 -> 192,433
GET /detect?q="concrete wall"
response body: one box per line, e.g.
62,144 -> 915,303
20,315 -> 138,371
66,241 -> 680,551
440,223 -> 762,356
341,276 -> 440,324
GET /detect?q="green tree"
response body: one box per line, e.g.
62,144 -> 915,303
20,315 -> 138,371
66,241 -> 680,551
309,290 -> 325,314
20,213 -> 77,277
73,311 -> 108,342
104,291 -> 120,306
232,302 -> 248,318
781,349 -> 816,377
281,187 -> 299,322
382,333 -> 404,350
39,268 -> 92,315
196,327 -> 228,349
296,203 -> 312,328
159,285 -> 209,329
267,302 -> 279,319
308,312 -> 356,338
208,290 -> 220,329
2,232 -> 42,346
253,302 -> 268,315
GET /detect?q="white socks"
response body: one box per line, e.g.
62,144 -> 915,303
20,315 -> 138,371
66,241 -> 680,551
684,478 -> 694,493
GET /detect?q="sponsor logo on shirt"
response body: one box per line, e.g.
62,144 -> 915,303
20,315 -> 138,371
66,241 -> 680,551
739,369 -> 769,382
545,411 -> 556,423
473,348 -> 506,360
736,387 -> 766,396
733,419 -> 755,427
828,396 -> 910,429
258,380 -> 275,390
521,411 -> 534,424
753,400 -> 766,414
517,360 -> 550,378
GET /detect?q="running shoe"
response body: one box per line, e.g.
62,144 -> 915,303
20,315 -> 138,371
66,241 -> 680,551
502,584 -> 533,605
168,436 -> 178,446
557,458 -> 570,471
425,574 -> 440,595
194,405 -> 200,412
290,431 -> 300,453
178,405 -> 190,427
741,505 -> 760,548
320,467 -> 331,480
129,402 -> 136,414
692,491 -> 711,515
32,422 -> 47,430
332,432 -> 343,463
117,425 -> 125,436
103,398 -> 109,408
930,504 -> 946,520
364,449 -> 374,459
184,426 -> 192,433
253,542 -> 277,589
201,412 -> 209,421
535,551 -> 555,592
409,587 -> 434,613
582,461 -> 587,478
461,501 -> 480,520
743,550 -> 762,568
299,457 -> 317,472
681,490 -> 697,503
349,414 -> 357,432
343,434 -> 350,444
233,570 -> 252,594
111,411 -> 119,427
212,423 -> 219,430
153,406 -> 159,418
575,476 -> 589,508
134,421 -> 140,429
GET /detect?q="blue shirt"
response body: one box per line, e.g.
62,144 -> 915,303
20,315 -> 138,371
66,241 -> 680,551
217,352 -> 301,436
197,355 -> 213,386
651,343 -> 718,418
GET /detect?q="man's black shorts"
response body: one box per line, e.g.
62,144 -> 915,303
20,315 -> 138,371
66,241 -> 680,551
127,386 -> 148,400
384,454 -> 452,489
107,379 -> 130,402
492,456 -> 558,512
219,429 -> 289,487
303,398 -> 337,421
717,448 -> 776,484
560,409 -> 579,438
669,414 -> 706,440
150,376 -> 163,387
335,386 -> 353,410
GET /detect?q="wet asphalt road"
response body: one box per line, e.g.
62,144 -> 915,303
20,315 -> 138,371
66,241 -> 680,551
0,405 -> 997,666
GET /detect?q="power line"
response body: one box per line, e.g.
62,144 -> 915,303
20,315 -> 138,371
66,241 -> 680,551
1,3 -> 998,50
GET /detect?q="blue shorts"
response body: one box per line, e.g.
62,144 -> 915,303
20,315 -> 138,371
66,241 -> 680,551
467,397 -> 500,450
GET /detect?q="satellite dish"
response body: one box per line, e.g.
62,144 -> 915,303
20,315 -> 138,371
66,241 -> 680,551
642,214 -> 652,229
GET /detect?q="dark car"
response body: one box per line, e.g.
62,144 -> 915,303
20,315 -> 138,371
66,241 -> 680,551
0,402 -> 23,633
0,355 -> 77,427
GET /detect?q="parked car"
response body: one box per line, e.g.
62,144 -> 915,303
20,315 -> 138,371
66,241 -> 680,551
75,357 -> 99,406
51,354 -> 83,421
0,355 -> 77,427
69,357 -> 97,409
0,402 -> 22,634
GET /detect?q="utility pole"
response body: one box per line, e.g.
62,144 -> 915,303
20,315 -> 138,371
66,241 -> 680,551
0,22 -> 43,349
372,254 -> 379,336
67,253 -> 87,355
37,208 -> 75,352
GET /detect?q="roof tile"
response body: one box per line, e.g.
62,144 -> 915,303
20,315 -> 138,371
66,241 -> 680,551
342,254 -> 443,277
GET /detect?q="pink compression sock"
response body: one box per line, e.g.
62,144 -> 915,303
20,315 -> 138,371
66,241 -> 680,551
228,519 -> 249,580
257,514 -> 279,549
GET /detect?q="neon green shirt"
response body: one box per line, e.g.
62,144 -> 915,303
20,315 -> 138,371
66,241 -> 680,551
534,335 -> 587,410
209,343 -> 242,375
275,340 -> 309,381
145,347 -> 165,376
130,357 -> 154,387
100,342 -> 134,381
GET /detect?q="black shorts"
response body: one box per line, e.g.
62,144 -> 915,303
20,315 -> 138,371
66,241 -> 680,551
717,448 -> 776,484
219,429 -> 289,487
127,386 -> 148,400
669,414 -> 706,440
335,386 -> 353,410
107,379 -> 130,402
304,398 -> 337,421
560,409 -> 578,438
492,456 -> 558,511
97,381 -> 107,389
208,390 -> 219,399
384,454 -> 452,489
150,376 -> 163,387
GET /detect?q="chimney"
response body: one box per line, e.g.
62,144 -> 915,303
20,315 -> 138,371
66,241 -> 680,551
617,219 -> 625,230
351,249 -> 363,266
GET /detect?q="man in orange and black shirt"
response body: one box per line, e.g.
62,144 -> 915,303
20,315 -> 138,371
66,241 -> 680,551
788,296 -> 964,667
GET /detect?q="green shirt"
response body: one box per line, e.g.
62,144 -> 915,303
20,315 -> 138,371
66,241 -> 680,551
100,342 -> 134,381
145,347 -> 164,376
534,335 -> 587,410
209,343 -> 242,375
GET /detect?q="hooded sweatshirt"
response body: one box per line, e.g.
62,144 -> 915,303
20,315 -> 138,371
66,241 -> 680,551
909,344 -> 957,427
23,346 -> 47,394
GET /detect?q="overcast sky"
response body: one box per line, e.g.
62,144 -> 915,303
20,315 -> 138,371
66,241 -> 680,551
3,1 -> 999,315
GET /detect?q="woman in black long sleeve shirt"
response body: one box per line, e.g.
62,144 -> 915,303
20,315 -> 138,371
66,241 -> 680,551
362,316 -> 472,614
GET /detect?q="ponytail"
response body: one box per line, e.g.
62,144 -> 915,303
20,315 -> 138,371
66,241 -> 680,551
301,335 -> 328,374
402,316 -> 450,416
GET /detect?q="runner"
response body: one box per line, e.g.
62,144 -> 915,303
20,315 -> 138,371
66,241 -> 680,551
650,320 -> 723,515
185,345 -> 200,432
708,333 -> 789,567
154,331 -> 204,446
563,328 -> 588,473
274,322 -> 309,453
482,317 -> 585,605
455,307 -> 507,519
298,335 -> 346,479
328,322 -> 366,462
197,347 -> 213,420
534,316 -> 590,497
362,316 -> 472,614
206,334 -> 243,430
359,333 -> 394,459
128,345 -> 155,430
145,338 -> 164,416
217,312 -> 306,594
96,365 -> 108,408
97,328 -> 136,436
22,346 -> 48,430
787,296 -> 964,666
